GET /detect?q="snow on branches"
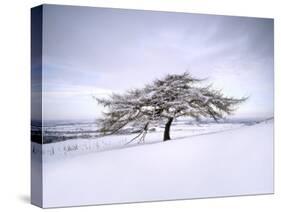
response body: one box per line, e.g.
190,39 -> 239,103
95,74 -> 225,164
94,72 -> 247,141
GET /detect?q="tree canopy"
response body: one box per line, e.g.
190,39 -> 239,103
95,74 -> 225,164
94,72 -> 247,142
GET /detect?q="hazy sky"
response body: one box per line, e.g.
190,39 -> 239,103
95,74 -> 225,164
41,5 -> 274,121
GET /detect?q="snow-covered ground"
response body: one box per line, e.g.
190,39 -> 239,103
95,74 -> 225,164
33,121 -> 249,159
38,119 -> 273,208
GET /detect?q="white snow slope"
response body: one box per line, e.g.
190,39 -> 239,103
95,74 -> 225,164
42,120 -> 273,208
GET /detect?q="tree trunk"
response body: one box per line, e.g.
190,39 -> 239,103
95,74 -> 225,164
163,117 -> 173,141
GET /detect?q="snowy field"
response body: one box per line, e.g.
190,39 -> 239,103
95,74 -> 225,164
33,120 -> 257,159
34,119 -> 273,208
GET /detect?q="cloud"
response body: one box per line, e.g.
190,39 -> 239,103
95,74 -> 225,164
41,5 -> 274,120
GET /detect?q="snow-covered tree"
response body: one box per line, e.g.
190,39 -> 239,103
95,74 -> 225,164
95,72 -> 247,142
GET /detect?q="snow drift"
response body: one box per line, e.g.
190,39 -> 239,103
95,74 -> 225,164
41,119 -> 273,208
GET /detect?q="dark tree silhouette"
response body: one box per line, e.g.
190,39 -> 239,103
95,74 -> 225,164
95,72 -> 247,142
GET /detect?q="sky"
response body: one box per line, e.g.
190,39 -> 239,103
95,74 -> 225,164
40,4 -> 274,121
